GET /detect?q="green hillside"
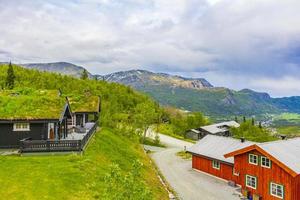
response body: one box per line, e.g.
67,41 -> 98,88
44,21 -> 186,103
0,64 -> 168,200
138,85 -> 281,118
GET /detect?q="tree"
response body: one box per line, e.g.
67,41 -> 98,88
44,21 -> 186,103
251,117 -> 255,126
234,116 -> 238,123
6,62 -> 15,89
243,116 -> 246,123
81,69 -> 89,80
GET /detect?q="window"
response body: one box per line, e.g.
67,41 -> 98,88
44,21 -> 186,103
261,156 -> 271,168
249,154 -> 258,165
212,160 -> 220,170
270,182 -> 284,199
13,123 -> 30,131
246,175 -> 257,189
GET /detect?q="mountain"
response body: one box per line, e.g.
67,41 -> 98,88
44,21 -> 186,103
20,62 -> 93,78
12,62 -> 300,118
103,69 -> 213,90
102,70 -> 300,118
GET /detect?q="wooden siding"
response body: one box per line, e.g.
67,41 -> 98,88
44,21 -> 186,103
192,155 -> 239,182
234,150 -> 299,200
0,123 -> 48,148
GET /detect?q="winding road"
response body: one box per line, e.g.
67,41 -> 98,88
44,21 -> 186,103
145,130 -> 240,200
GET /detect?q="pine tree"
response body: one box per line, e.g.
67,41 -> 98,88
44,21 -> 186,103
243,116 -> 246,122
81,69 -> 88,80
6,62 -> 15,89
251,117 -> 255,126
234,116 -> 238,123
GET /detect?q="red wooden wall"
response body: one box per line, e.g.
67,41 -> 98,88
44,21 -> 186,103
234,150 -> 299,200
192,155 -> 238,182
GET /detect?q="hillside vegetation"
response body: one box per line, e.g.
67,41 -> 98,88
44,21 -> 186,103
0,64 -> 168,199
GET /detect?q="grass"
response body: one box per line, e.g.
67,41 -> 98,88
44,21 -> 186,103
0,128 -> 168,200
276,126 -> 300,137
143,137 -> 166,148
156,124 -> 195,143
176,151 -> 192,160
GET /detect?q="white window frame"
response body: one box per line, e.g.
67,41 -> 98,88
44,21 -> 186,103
13,123 -> 30,131
233,168 -> 239,176
246,175 -> 257,189
212,160 -> 220,170
270,182 -> 284,199
261,156 -> 271,168
249,154 -> 258,165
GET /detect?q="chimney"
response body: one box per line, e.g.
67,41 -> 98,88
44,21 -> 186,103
241,137 -> 245,143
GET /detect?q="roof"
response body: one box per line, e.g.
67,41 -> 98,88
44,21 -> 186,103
225,138 -> 300,176
0,90 -> 66,120
67,95 -> 99,113
188,129 -> 200,134
200,121 -> 240,134
187,135 -> 255,164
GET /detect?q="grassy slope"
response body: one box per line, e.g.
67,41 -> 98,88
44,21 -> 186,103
0,129 -> 168,200
138,85 -> 280,118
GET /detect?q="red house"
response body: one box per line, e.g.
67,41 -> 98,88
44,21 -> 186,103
187,135 -> 255,182
225,139 -> 300,200
188,135 -> 300,200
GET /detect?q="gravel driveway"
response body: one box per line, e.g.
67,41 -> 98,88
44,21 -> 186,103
145,130 -> 241,200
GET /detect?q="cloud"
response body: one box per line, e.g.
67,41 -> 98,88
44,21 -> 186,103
0,0 -> 300,96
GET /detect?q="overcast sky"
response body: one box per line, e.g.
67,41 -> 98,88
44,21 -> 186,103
0,0 -> 300,97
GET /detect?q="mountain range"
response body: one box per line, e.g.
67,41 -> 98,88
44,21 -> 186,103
9,62 -> 300,118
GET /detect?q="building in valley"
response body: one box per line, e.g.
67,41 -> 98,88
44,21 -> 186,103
185,121 -> 240,140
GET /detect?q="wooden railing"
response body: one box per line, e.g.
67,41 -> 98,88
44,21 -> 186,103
20,123 -> 97,153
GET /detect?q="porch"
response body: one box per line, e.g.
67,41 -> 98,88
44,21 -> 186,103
20,122 -> 97,153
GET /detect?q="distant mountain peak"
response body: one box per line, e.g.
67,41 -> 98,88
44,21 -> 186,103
103,69 -> 213,90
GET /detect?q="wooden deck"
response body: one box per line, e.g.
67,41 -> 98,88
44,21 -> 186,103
20,123 -> 97,153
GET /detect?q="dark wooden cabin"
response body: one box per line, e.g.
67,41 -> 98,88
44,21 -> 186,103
0,90 -> 72,148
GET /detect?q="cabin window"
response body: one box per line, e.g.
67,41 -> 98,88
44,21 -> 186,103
248,154 -> 258,165
270,182 -> 284,199
13,123 -> 30,131
261,156 -> 271,168
212,160 -> 220,170
246,175 -> 257,189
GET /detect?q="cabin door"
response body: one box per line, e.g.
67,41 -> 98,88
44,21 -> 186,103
48,123 -> 55,140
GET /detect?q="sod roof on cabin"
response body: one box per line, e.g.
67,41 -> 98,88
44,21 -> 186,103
0,90 -> 66,120
67,94 -> 99,113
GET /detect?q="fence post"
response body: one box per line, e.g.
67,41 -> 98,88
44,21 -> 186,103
47,140 -> 50,152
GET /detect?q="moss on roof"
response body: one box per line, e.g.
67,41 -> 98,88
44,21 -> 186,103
67,94 -> 99,113
0,89 -> 65,120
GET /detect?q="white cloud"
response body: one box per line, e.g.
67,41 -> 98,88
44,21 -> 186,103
0,0 -> 300,96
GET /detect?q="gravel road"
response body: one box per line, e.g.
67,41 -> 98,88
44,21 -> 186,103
145,130 -> 240,200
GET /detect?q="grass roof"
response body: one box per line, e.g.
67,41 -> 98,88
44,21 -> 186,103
0,89 -> 65,120
67,94 -> 99,113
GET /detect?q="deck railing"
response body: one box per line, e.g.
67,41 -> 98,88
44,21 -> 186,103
20,123 -> 97,153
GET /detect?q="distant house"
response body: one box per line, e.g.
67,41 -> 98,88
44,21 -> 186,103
185,121 -> 240,140
188,135 -> 300,200
0,90 -> 100,152
187,135 -> 254,182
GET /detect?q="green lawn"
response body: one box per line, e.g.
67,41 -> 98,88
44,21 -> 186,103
0,129 -> 168,200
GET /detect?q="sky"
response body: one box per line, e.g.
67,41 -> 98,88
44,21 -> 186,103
0,0 -> 300,97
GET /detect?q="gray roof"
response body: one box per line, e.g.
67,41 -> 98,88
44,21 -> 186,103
257,138 -> 300,174
188,129 -> 200,134
200,121 -> 240,134
187,135 -> 255,164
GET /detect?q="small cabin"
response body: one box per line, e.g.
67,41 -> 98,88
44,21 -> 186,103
186,121 -> 240,140
0,90 -> 101,151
